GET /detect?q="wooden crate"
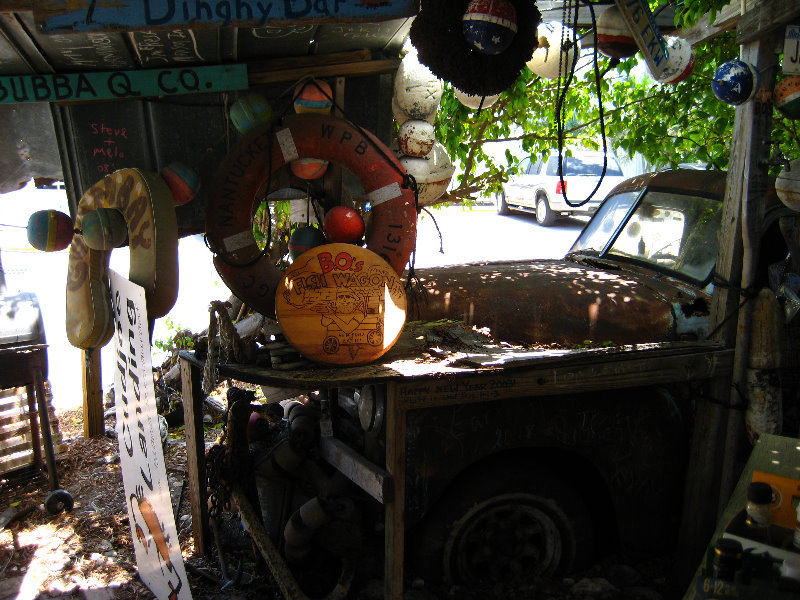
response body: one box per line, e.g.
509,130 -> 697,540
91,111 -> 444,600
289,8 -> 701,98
0,383 -> 65,476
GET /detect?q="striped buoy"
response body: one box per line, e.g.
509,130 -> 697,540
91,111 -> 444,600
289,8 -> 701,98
26,209 -> 73,252
775,76 -> 800,120
293,80 -> 333,114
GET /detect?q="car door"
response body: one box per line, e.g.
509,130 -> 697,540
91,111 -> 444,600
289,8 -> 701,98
504,157 -> 541,209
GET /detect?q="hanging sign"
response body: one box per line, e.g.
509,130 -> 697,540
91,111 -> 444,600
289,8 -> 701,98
0,64 -> 247,104
109,270 -> 192,600
784,25 -> 800,75
36,0 -> 419,33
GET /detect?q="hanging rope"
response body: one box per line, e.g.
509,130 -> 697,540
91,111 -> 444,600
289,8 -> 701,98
554,0 -> 610,209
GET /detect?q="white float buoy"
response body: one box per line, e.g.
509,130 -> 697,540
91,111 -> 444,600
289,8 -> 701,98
400,141 -> 456,207
526,21 -> 580,80
398,120 -> 436,157
776,159 -> 800,212
454,87 -> 500,110
394,52 -> 444,120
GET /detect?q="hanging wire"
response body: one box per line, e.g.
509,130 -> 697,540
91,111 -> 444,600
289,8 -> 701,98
555,0 -> 610,209
421,207 -> 445,254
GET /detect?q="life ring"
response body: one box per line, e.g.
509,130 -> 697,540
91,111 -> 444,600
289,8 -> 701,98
205,113 -> 417,318
66,169 -> 179,349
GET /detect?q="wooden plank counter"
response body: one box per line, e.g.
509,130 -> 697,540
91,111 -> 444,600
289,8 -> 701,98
179,337 -> 734,600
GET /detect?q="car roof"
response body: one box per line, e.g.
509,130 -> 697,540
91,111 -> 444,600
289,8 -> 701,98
607,169 -> 729,199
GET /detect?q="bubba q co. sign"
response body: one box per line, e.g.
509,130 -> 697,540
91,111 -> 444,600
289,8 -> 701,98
0,64 -> 247,104
110,271 -> 192,600
36,0 -> 419,32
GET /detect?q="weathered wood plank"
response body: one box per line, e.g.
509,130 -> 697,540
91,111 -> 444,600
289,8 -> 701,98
248,57 -> 400,85
82,348 -> 104,438
319,436 -> 392,503
181,357 -> 209,556
384,382 -> 405,600
678,1 -> 741,46
737,0 -> 800,45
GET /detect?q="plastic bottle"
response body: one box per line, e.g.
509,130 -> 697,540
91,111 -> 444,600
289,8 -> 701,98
713,537 -> 743,582
745,482 -> 773,540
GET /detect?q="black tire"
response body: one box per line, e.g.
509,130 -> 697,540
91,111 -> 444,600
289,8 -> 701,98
45,489 -> 74,514
496,192 -> 511,215
536,194 -> 556,226
411,465 -> 593,589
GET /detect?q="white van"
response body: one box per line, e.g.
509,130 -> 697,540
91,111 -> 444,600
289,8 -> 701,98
497,150 -> 626,226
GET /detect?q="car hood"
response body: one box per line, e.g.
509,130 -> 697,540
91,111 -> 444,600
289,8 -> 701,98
407,259 -> 711,347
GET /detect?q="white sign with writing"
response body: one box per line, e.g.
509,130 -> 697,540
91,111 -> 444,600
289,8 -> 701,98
784,25 -> 800,75
110,270 -> 191,600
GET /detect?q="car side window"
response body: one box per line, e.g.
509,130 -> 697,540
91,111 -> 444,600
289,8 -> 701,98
517,157 -> 531,175
545,156 -> 561,176
528,159 -> 542,175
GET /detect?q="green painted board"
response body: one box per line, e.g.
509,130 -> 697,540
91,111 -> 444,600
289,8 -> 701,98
0,64 -> 248,104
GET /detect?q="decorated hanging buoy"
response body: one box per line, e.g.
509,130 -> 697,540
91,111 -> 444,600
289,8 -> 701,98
776,158 -> 800,212
596,5 -> 637,59
526,21 -> 580,80
293,80 -> 333,114
712,58 -> 760,105
775,76 -> 800,120
453,87 -> 500,110
657,36 -> 694,84
322,206 -> 365,244
290,158 -> 329,180
398,120 -> 436,157
230,92 -> 273,135
391,96 -> 436,127
26,209 -> 73,252
160,162 -> 200,205
400,141 -> 456,207
394,52 -> 443,120
288,225 -> 327,260
81,208 -> 129,250
462,0 -> 518,56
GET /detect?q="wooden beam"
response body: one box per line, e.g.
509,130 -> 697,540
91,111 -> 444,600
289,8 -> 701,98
677,1 -> 741,47
319,436 -> 393,503
81,348 -> 104,438
248,58 -> 400,86
384,382 -> 405,600
737,0 -> 800,45
0,1 -> 31,11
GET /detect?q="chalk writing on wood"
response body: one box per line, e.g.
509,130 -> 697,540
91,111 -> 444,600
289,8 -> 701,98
88,122 -> 129,176
132,30 -> 207,66
37,0 -> 418,33
0,64 -> 247,104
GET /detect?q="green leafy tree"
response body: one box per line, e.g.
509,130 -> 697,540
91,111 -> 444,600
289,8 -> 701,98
435,3 -> 799,203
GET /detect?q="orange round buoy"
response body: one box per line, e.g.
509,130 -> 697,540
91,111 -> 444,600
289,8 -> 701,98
276,243 -> 407,365
205,113 -> 417,318
290,157 -> 329,180
293,80 -> 333,114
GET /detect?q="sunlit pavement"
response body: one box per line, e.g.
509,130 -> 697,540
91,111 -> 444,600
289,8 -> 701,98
1,186 -> 584,410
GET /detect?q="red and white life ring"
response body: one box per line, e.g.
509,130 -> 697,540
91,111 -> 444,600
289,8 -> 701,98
205,113 -> 417,318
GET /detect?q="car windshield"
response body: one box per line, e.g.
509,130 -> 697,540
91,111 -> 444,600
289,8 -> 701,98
568,188 -> 724,283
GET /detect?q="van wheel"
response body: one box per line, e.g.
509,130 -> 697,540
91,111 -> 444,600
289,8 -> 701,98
536,195 -> 556,226
496,192 -> 511,215
412,465 -> 593,589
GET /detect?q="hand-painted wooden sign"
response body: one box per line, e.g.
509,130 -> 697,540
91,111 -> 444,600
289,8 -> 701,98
0,64 -> 247,104
276,243 -> 407,366
784,25 -> 800,75
109,271 -> 192,600
36,0 -> 419,33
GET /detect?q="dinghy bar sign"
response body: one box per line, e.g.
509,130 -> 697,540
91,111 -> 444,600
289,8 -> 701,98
36,0 -> 418,33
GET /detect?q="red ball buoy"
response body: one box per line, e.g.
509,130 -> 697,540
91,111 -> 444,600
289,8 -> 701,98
290,158 -> 329,180
26,209 -> 73,252
322,206 -> 365,244
288,225 -> 327,260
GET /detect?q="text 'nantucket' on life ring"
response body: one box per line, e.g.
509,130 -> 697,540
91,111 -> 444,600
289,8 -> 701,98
66,169 -> 178,350
204,113 -> 417,318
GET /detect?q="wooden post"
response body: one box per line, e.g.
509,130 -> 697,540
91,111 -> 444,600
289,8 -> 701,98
81,348 -> 104,438
383,382 -> 405,600
181,357 -> 209,556
675,21 -> 779,586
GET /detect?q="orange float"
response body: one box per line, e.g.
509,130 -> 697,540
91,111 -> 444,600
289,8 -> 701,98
205,113 -> 417,317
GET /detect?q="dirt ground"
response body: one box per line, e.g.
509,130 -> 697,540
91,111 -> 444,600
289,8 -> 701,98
0,404 -> 286,600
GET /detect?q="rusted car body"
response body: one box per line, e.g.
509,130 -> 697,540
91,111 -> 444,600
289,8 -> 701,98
413,170 -> 785,348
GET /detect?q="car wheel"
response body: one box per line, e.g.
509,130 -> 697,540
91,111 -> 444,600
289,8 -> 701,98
412,465 -> 593,589
496,192 -> 511,215
536,195 -> 556,226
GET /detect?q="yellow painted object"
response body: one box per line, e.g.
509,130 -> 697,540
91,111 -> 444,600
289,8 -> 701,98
66,169 -> 178,349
